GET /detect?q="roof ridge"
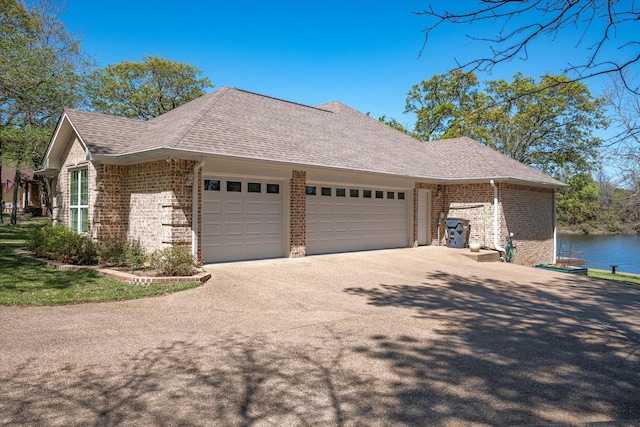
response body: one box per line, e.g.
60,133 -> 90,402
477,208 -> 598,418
64,108 -> 145,123
235,88 -> 333,113
128,87 -> 232,151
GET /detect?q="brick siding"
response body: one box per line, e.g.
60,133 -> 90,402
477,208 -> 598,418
439,182 -> 555,266
121,159 -> 195,251
502,183 -> 555,266
289,170 -> 306,257
54,136 -> 197,253
442,183 -> 496,249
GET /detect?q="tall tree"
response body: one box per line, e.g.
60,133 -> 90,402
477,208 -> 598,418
556,173 -> 600,226
85,55 -> 214,120
603,73 -> 640,186
405,71 -> 608,176
0,0 -> 89,222
405,70 -> 482,141
416,1 -> 639,95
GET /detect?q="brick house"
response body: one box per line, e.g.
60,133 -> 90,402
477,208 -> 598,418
2,166 -> 42,214
37,87 -> 564,265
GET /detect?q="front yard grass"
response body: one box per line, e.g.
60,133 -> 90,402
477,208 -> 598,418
0,221 -> 203,306
588,268 -> 640,287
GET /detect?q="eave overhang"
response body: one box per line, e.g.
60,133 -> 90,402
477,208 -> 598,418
91,147 -> 566,189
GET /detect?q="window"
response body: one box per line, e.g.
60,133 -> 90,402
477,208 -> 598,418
336,188 -> 346,197
363,190 -> 372,198
204,179 -> 220,191
306,186 -> 316,195
398,192 -> 405,200
321,187 -> 332,196
69,169 -> 88,233
375,190 -> 383,199
227,181 -> 241,192
350,189 -> 359,198
248,182 -> 261,193
267,183 -> 280,194
387,191 -> 395,199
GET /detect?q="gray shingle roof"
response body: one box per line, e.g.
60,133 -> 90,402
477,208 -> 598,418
61,86 -> 564,187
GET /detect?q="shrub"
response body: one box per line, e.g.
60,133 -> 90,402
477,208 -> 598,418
24,206 -> 43,217
149,245 -> 199,276
28,224 -> 99,265
99,239 -> 147,269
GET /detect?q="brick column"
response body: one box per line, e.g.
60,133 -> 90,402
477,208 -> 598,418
289,170 -> 306,258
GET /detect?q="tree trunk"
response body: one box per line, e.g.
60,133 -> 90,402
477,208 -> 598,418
10,168 -> 20,225
39,175 -> 52,217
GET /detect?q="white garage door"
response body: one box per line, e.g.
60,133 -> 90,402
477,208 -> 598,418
306,185 -> 408,255
201,178 -> 284,263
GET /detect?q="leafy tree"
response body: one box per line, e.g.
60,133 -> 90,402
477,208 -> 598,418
405,71 -> 608,176
405,70 -> 482,141
1,0 -> 89,223
416,1 -> 639,95
377,115 -> 409,135
556,173 -> 600,225
85,55 -> 214,120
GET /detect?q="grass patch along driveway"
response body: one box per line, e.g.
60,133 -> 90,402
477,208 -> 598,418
0,221 -> 202,305
588,268 -> 640,287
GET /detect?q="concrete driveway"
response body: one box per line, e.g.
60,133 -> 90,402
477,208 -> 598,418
1,247 -> 640,426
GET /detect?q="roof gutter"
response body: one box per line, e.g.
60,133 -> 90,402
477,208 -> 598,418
192,157 -> 206,259
490,180 -> 505,253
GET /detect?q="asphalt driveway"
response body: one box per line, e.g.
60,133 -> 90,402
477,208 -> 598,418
1,247 -> 640,426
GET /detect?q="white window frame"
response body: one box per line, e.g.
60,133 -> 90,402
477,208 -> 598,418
69,168 -> 89,233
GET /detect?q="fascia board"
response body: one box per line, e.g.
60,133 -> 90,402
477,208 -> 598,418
91,147 -> 566,188
40,112 -> 94,169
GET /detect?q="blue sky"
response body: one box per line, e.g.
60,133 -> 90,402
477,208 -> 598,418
61,0 -> 631,131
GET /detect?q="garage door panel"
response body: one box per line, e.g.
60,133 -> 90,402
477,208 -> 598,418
348,205 -> 361,215
264,221 -> 281,234
307,186 -> 408,255
319,221 -> 333,232
203,201 -> 222,214
202,178 -> 284,263
202,244 -> 223,260
245,201 -> 263,215
245,222 -> 264,235
264,241 -> 282,252
264,201 -> 281,215
225,201 -> 243,215
203,223 -> 221,236
320,203 -> 333,215
334,204 -> 348,215
360,223 -> 373,232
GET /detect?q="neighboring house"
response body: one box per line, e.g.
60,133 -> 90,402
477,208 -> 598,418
37,87 -> 564,265
1,166 -> 41,213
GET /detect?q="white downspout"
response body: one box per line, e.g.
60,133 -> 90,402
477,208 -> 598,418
192,157 -> 206,258
490,180 -> 505,253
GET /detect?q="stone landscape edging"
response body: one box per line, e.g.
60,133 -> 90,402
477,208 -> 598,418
15,249 -> 211,285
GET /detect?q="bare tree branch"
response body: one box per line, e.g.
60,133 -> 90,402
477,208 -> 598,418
416,1 -> 639,94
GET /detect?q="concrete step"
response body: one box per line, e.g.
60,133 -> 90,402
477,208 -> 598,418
461,249 -> 501,262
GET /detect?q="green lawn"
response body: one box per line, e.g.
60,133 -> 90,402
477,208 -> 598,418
0,220 -> 203,306
588,268 -> 640,287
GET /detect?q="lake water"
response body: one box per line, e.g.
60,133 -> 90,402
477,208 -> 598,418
557,233 -> 640,274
